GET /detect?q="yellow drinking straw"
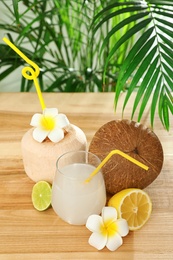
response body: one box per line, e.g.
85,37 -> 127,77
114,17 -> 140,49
85,149 -> 149,183
3,37 -> 46,110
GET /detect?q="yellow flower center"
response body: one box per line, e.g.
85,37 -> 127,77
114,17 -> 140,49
100,220 -> 118,237
40,116 -> 56,131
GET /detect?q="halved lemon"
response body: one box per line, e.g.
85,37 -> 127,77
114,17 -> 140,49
32,181 -> 52,211
108,188 -> 152,231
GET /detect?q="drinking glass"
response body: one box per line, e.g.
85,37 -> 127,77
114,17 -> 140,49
51,150 -> 106,225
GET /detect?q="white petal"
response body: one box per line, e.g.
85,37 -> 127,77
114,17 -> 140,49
106,233 -> 123,251
102,207 -> 117,224
86,215 -> 103,233
32,127 -> 49,142
56,114 -> 70,128
43,108 -> 58,117
116,219 -> 129,237
48,128 -> 64,143
88,232 -> 107,250
30,113 -> 42,127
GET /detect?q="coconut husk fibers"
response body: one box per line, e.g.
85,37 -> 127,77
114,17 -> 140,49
89,119 -> 164,195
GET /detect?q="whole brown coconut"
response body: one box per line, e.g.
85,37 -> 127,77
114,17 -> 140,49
89,119 -> 164,195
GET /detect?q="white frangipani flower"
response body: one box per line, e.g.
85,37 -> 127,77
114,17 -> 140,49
86,207 -> 129,251
30,108 -> 70,143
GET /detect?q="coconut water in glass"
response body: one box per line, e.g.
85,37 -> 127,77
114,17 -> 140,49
51,151 -> 106,225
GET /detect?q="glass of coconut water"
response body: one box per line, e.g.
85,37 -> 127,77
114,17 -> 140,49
51,150 -> 106,225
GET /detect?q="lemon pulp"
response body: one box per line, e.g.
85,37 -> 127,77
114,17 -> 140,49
108,188 -> 152,231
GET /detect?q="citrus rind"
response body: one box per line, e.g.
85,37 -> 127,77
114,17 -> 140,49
108,188 -> 152,231
31,180 -> 52,211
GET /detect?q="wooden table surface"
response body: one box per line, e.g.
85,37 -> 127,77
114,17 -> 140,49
0,92 -> 172,260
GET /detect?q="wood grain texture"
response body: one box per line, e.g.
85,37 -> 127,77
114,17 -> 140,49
0,92 -> 173,259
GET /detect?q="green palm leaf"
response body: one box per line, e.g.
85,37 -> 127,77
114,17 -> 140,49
137,66 -> 160,122
1,0 -> 173,129
93,7 -> 149,34
150,75 -> 162,128
93,0 -> 173,130
12,0 -> 19,24
118,37 -> 157,109
131,56 -> 159,120
162,96 -> 170,130
102,18 -> 152,80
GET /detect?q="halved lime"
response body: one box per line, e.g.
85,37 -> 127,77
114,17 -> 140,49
31,181 -> 52,211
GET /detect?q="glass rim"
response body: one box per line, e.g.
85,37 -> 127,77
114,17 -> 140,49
56,150 -> 102,179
